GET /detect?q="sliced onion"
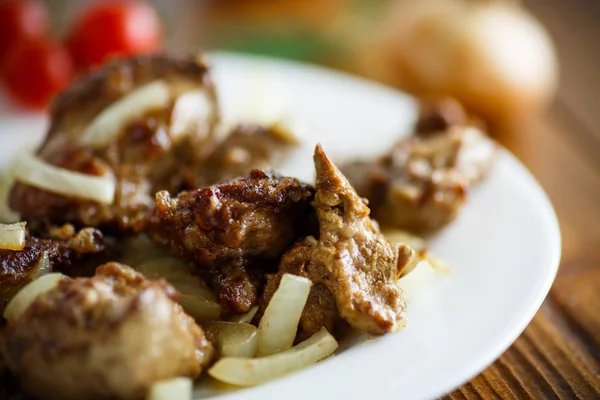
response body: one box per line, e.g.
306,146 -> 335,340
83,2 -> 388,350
0,165 -> 19,223
4,273 -> 66,322
81,80 -> 171,147
147,377 -> 192,400
205,321 -> 258,358
229,305 -> 258,324
396,260 -> 436,302
136,257 -> 217,301
178,293 -> 221,321
208,327 -> 338,386
121,235 -> 172,267
13,154 -> 116,205
425,253 -> 451,275
0,222 -> 26,251
257,273 -> 312,356
170,89 -> 213,140
382,229 -> 426,251
135,257 -> 221,321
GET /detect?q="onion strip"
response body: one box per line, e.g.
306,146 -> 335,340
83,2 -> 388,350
81,80 -> 171,147
229,305 -> 258,324
147,377 -> 192,400
13,154 -> 115,205
135,257 -> 221,320
0,165 -> 19,223
0,222 -> 26,250
396,260 -> 436,302
208,328 -> 338,386
257,273 -> 312,356
4,273 -> 66,322
205,321 -> 258,358
383,229 -> 426,251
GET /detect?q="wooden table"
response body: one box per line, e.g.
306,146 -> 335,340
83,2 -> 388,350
445,1 -> 600,397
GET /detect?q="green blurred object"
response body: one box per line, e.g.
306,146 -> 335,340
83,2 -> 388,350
219,31 -> 337,61
192,0 -> 392,69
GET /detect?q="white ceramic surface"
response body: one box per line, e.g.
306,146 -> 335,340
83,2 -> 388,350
0,53 -> 561,400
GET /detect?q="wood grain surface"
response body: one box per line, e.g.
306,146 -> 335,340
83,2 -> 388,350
445,1 -> 600,398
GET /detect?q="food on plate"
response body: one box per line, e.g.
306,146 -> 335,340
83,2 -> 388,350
396,259 -> 436,302
132,255 -> 222,321
0,223 -> 108,313
1,263 -> 213,400
147,377 -> 193,400
205,321 -> 258,358
208,273 -> 338,387
0,53 -> 477,398
0,222 -> 26,251
9,54 -> 219,233
260,146 -> 415,336
343,97 -> 496,233
145,170 -> 315,312
257,273 -> 311,356
208,327 -> 338,387
192,123 -> 299,188
367,0 -> 558,131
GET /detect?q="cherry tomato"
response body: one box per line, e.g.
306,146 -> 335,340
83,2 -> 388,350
67,1 -> 163,69
3,38 -> 74,109
0,0 -> 48,64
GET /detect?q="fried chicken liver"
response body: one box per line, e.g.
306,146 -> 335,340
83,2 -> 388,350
343,97 -> 496,233
10,54 -> 219,233
261,145 -> 414,336
1,263 -> 213,400
0,225 -> 108,313
145,170 -> 315,313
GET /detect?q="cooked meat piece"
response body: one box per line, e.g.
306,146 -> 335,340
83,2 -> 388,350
260,145 -> 415,335
343,98 -> 496,233
1,262 -> 213,400
192,123 -> 299,188
10,54 -> 219,233
415,96 -> 469,135
0,368 -> 23,400
209,258 -> 275,313
145,170 -> 315,313
0,225 -> 108,313
258,273 -> 341,341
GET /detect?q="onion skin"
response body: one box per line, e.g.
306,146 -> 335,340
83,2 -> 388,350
364,0 -> 558,132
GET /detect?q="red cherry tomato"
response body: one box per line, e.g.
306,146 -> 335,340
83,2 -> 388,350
0,0 -> 48,65
67,1 -> 163,69
3,38 -> 74,109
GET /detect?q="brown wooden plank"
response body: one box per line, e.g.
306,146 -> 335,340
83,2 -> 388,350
524,0 -> 600,140
449,85 -> 600,398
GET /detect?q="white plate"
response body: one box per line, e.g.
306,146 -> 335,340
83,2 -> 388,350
0,53 -> 561,400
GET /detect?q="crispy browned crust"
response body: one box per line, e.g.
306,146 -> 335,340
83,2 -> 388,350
343,97 -> 496,233
260,146 -> 413,336
49,54 -> 213,135
145,170 -> 315,312
1,263 -> 213,400
191,123 -> 298,188
0,226 -> 108,313
10,54 -> 219,233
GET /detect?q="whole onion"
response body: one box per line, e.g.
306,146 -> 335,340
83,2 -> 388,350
365,0 -> 558,131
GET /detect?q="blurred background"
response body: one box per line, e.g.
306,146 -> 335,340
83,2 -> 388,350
1,0 -> 596,140
0,0 -> 573,133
